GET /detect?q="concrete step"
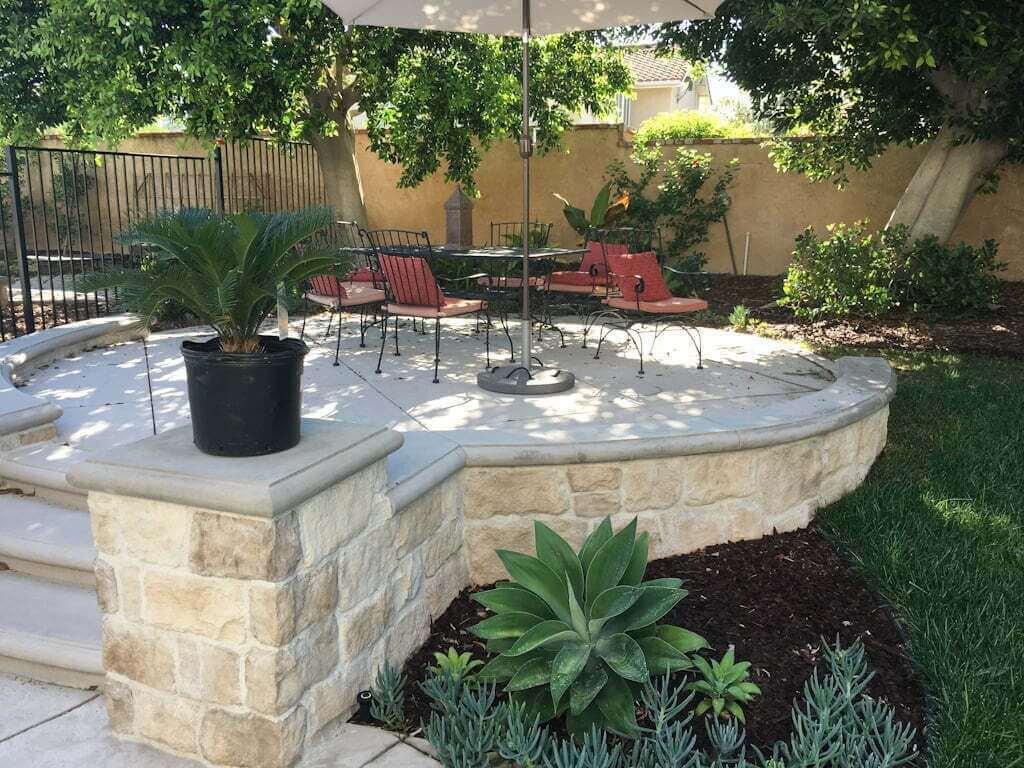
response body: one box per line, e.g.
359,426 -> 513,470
0,442 -> 90,511
0,493 -> 95,587
0,572 -> 102,689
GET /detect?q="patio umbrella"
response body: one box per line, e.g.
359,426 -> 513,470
322,0 -> 721,393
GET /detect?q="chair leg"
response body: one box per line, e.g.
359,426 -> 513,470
393,315 -> 401,356
375,309 -> 389,375
432,318 -> 441,384
334,309 -> 344,367
299,293 -> 308,341
323,311 -> 334,341
483,310 -> 491,369
500,312 -> 515,362
358,307 -> 367,348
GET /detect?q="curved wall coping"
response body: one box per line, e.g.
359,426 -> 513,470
0,315 -> 146,438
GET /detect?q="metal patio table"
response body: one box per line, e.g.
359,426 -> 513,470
434,245 -> 586,363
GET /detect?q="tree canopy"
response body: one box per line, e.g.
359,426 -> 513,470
1,0 -> 631,217
655,1 -> 1023,241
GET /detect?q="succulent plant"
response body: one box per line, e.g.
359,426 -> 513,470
687,648 -> 762,723
470,517 -> 707,738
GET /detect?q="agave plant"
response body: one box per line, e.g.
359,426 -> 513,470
553,181 -> 630,238
80,207 -> 342,352
471,518 -> 707,738
687,648 -> 762,723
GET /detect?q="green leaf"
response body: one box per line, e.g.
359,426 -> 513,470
578,518 -> 612,573
589,586 -> 642,637
638,636 -> 692,676
565,702 -> 605,741
656,625 -> 709,654
506,621 -> 576,657
470,611 -> 543,639
477,651 -> 541,682
726,701 -> 746,722
643,577 -> 684,589
595,633 -> 648,683
567,577 -> 589,640
497,550 -> 571,623
569,663 -> 608,715
486,637 -> 516,654
535,521 -> 585,602
550,642 -> 591,709
507,657 -> 553,691
473,587 -> 555,619
622,532 -> 649,586
604,587 -> 685,634
595,674 -> 641,737
585,518 -> 637,609
590,181 -> 613,226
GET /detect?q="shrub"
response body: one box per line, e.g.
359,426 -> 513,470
470,517 -> 708,738
410,638 -> 917,768
781,220 -> 1005,320
607,146 -> 737,273
903,236 -> 1004,316
634,111 -> 732,144
729,304 -> 751,331
781,221 -> 908,319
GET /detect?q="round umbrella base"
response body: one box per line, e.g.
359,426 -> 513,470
477,364 -> 576,395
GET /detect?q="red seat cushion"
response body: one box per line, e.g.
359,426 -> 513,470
379,254 -> 444,307
547,270 -> 609,287
605,296 -> 707,314
606,252 -> 672,302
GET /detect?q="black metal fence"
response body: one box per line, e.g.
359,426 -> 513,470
0,137 -> 327,340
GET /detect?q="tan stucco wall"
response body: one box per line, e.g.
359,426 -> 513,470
33,128 -> 1024,279
628,88 -> 677,130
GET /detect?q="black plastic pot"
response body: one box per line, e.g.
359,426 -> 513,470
181,335 -> 308,457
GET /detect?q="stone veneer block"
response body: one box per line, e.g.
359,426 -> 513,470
68,419 -> 410,768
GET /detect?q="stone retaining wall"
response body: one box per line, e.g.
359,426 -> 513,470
73,423 -> 469,768
461,407 -> 888,583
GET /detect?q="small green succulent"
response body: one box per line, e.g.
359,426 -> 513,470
471,517 -> 707,738
687,648 -> 762,723
728,304 -> 751,331
430,647 -> 484,681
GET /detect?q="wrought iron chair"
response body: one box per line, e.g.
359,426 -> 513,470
300,223 -> 386,365
590,238 -> 707,374
474,221 -> 553,292
370,229 -> 492,384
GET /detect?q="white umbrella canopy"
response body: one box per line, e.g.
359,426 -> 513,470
323,0 -> 718,37
322,0 -> 721,393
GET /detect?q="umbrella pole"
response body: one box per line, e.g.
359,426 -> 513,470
519,0 -> 533,369
476,0 -> 575,394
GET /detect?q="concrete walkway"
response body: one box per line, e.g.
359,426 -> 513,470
0,673 -> 439,767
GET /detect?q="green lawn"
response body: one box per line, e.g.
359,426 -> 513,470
818,352 -> 1024,768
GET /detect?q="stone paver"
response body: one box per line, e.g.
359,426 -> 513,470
24,315 -> 827,455
0,673 -> 438,767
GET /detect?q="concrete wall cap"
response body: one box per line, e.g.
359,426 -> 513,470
67,419 -> 405,517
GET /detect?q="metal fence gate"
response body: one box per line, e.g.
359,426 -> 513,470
0,138 -> 326,341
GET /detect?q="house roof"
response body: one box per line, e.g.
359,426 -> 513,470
621,47 -> 692,85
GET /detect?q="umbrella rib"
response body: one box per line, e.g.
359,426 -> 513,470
681,0 -> 715,18
342,0 -> 391,26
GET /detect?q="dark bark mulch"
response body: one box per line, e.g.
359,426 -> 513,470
352,526 -> 926,756
700,274 -> 1024,359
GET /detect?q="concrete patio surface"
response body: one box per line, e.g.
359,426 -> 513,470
22,313 -> 833,454
0,672 -> 440,767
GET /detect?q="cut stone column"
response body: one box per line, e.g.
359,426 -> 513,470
68,419 -> 408,768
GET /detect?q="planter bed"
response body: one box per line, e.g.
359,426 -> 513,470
353,525 -> 927,755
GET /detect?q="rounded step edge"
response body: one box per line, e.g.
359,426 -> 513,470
0,495 -> 96,587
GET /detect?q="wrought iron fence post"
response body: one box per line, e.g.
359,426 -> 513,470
213,142 -> 226,214
3,146 -> 36,334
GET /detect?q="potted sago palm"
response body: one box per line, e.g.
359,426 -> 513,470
82,207 -> 341,456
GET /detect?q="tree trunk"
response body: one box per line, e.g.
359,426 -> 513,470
310,127 -> 368,225
887,129 -> 1007,244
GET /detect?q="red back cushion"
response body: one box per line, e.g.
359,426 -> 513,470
310,274 -> 347,298
346,266 -> 386,283
607,252 -> 672,302
578,240 -> 628,277
379,254 -> 444,307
